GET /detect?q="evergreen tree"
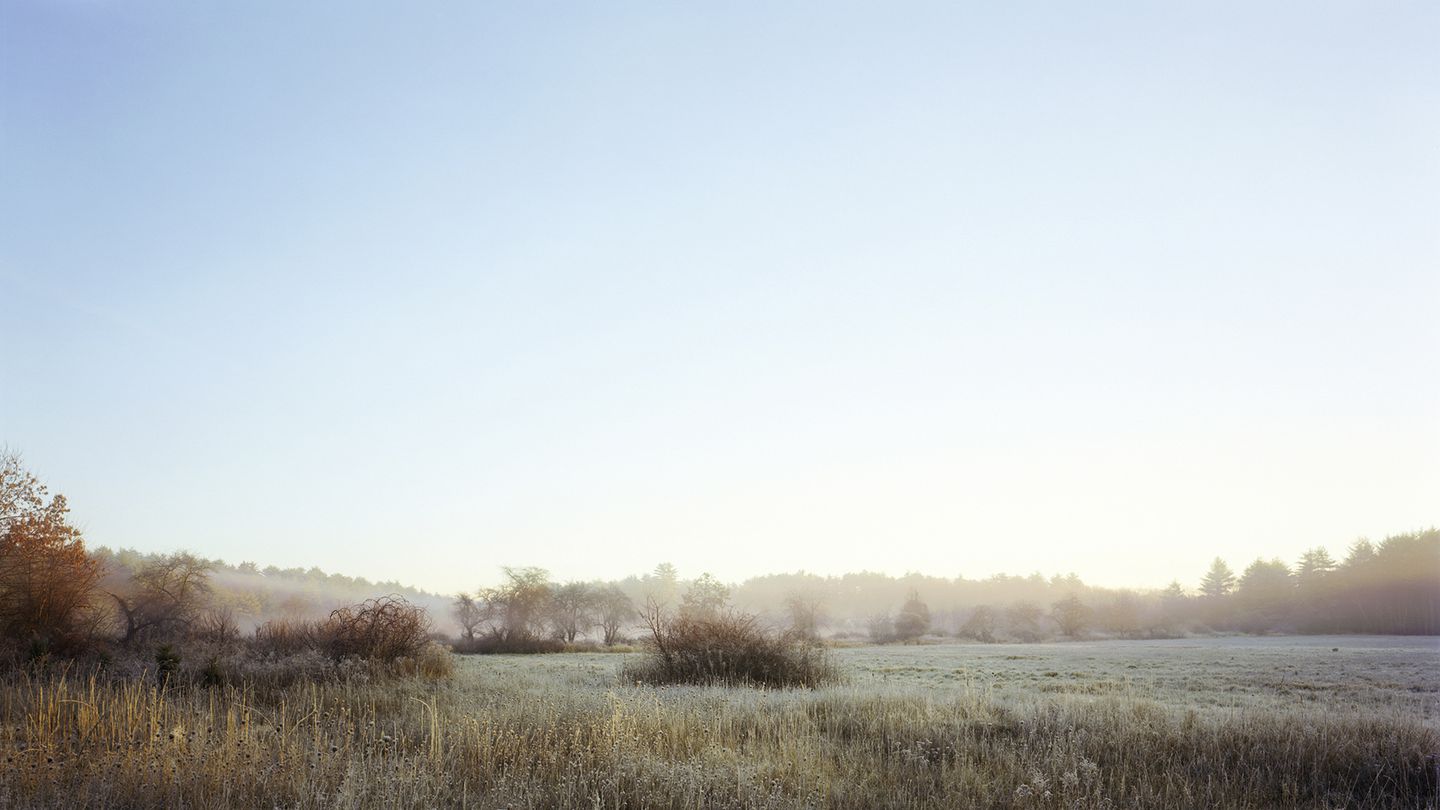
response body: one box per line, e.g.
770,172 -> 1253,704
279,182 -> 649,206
1343,539 -> 1376,568
1296,547 -> 1336,589
1199,558 -> 1236,598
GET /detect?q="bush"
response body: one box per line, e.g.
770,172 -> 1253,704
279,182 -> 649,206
252,618 -> 318,656
398,641 -> 456,680
192,609 -> 241,647
316,596 -> 431,662
625,605 -> 836,688
154,643 -> 180,685
247,597 -> 451,681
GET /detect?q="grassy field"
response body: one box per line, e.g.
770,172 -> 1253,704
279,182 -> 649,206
2,636 -> 1436,808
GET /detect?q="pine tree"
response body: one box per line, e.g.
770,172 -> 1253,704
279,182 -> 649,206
1199,557 -> 1235,598
1296,547 -> 1337,589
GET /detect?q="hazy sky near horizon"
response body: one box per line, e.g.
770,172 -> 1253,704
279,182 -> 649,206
2,2 -> 1437,594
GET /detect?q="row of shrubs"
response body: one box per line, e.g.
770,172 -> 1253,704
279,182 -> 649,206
15,595 -> 454,688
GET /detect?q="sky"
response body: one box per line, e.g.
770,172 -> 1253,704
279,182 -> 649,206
1,1 -> 1437,594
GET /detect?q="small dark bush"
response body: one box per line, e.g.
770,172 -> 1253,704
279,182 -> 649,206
154,643 -> 180,685
625,605 -> 836,688
199,655 -> 226,687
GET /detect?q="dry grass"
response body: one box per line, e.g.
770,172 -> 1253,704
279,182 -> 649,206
0,639 -> 1436,808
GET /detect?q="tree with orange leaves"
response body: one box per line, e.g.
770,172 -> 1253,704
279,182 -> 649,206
0,451 -> 103,656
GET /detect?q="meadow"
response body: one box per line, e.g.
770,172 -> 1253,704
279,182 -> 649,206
1,636 -> 1436,809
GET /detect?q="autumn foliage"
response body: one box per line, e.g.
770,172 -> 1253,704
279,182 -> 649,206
0,452 -> 102,656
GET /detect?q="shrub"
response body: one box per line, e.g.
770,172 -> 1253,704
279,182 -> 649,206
252,618 -> 318,656
625,603 -> 836,688
399,641 -> 456,680
200,655 -> 226,687
240,597 -> 452,682
866,614 -> 894,644
192,608 -> 241,647
316,595 -> 431,662
894,590 -> 932,642
154,643 -> 181,685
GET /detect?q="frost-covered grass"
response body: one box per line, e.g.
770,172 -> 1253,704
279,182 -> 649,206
1,636 -> 1436,808
836,635 -> 1440,723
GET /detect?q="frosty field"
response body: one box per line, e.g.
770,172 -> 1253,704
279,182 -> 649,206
2,636 -> 1436,808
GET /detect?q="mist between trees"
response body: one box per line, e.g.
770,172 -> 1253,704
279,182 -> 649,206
442,531 -> 1438,651
2,449 -> 1436,677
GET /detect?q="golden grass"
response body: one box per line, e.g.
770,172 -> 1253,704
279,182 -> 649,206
0,651 -> 1435,808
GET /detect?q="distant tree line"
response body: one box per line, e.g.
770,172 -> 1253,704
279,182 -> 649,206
3,449 -> 1436,667
721,533 -> 1438,642
451,566 -> 664,652
1189,536 -> 1439,635
92,546 -> 450,633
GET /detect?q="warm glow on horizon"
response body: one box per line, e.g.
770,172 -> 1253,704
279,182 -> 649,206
2,3 -> 1435,596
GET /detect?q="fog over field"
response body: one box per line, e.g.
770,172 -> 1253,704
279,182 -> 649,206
3,0 -> 1437,807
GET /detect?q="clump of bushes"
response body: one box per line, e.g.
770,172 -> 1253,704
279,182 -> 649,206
247,596 -> 452,682
624,603 -> 836,688
319,596 -> 431,661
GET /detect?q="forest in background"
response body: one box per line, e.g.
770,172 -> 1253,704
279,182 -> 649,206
92,529 -> 1440,647
3,448 -> 1436,672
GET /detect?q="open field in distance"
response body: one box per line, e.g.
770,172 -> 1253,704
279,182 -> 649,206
2,635 -> 1436,808
836,635 -> 1440,722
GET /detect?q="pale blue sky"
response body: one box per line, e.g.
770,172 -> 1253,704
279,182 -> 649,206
2,2 -> 1436,593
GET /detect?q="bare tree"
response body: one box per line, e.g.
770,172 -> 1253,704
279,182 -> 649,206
784,591 -> 825,640
1006,601 -> 1043,642
866,613 -> 893,643
480,566 -> 552,642
959,605 -> 997,642
549,581 -> 597,642
597,585 -> 634,646
638,597 -> 672,676
111,552 -> 213,644
452,592 -> 484,643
